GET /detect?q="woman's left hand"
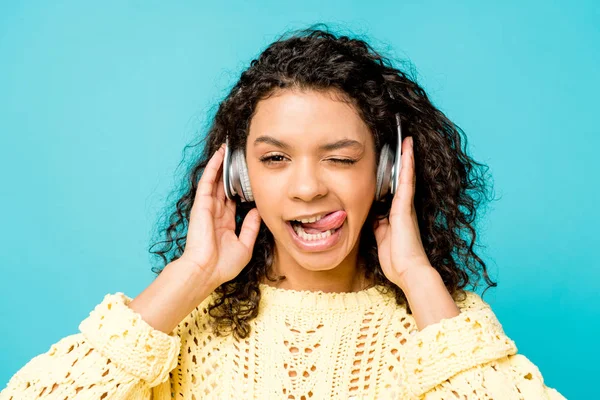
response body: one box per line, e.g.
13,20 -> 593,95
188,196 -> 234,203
373,136 -> 433,289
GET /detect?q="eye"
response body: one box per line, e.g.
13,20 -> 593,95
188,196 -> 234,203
259,154 -> 288,165
328,158 -> 357,165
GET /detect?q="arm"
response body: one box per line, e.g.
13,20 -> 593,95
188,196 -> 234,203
418,353 -> 567,399
395,269 -> 565,399
0,293 -> 180,399
0,260 -> 217,399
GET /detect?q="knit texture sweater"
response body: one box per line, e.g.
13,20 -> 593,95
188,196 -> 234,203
1,284 -> 565,399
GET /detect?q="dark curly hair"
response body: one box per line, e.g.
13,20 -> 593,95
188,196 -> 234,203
149,24 -> 498,340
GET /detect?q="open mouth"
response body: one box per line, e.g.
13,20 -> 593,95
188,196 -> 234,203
288,220 -> 343,241
284,210 -> 347,250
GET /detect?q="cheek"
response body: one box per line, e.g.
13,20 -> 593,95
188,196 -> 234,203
247,170 -> 282,218
342,168 -> 377,227
343,167 -> 377,202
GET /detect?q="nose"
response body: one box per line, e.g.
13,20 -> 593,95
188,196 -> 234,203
287,158 -> 328,202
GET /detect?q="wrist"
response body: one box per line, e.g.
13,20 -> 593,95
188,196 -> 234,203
395,264 -> 439,294
168,258 -> 221,293
129,259 -> 220,334
395,265 -> 460,330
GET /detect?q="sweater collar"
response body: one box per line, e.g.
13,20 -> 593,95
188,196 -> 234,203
257,283 -> 394,311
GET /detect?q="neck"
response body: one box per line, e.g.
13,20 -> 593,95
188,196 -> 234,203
262,241 -> 372,293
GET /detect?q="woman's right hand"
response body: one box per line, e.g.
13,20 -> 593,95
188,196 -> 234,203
178,143 -> 262,287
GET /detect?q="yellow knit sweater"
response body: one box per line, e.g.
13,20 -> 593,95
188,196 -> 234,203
1,284 -> 565,399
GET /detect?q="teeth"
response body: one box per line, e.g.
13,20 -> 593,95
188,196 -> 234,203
294,213 -> 325,224
292,223 -> 335,241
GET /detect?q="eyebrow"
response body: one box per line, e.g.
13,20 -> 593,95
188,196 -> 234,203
253,135 -> 364,151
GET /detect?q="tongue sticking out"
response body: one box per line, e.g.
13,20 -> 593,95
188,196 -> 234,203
297,210 -> 347,234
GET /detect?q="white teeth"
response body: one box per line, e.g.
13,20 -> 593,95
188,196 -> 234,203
295,214 -> 325,224
292,224 -> 335,241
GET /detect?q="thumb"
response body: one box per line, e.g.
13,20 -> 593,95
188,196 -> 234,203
238,208 -> 262,250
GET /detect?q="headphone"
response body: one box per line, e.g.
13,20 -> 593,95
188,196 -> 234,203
223,92 -> 403,203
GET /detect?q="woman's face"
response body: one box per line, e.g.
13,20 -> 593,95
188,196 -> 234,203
246,88 -> 377,273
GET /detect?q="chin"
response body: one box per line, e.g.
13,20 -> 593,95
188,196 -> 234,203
292,253 -> 347,272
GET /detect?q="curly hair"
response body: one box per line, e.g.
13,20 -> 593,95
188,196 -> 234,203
149,24 -> 498,340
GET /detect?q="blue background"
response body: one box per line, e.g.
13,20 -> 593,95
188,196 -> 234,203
1,1 -> 597,398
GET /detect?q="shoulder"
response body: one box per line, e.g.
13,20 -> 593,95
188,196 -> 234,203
453,289 -> 493,312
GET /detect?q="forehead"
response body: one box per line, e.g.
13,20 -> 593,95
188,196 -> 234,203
247,89 -> 372,145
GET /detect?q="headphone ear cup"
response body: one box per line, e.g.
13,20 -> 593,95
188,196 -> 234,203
375,144 -> 395,201
232,148 -> 254,202
223,139 -> 235,200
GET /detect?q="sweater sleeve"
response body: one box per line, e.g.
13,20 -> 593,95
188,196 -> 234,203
417,354 -> 567,399
0,292 -> 182,399
398,291 -> 565,399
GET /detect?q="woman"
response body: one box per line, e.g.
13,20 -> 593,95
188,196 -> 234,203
0,26 -> 565,399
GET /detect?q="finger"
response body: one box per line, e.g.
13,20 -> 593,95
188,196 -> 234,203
238,208 -> 262,250
197,144 -> 226,198
394,136 -> 416,213
225,196 -> 236,216
214,161 -> 226,202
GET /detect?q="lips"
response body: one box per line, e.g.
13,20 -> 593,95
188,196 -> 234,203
284,216 -> 345,252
